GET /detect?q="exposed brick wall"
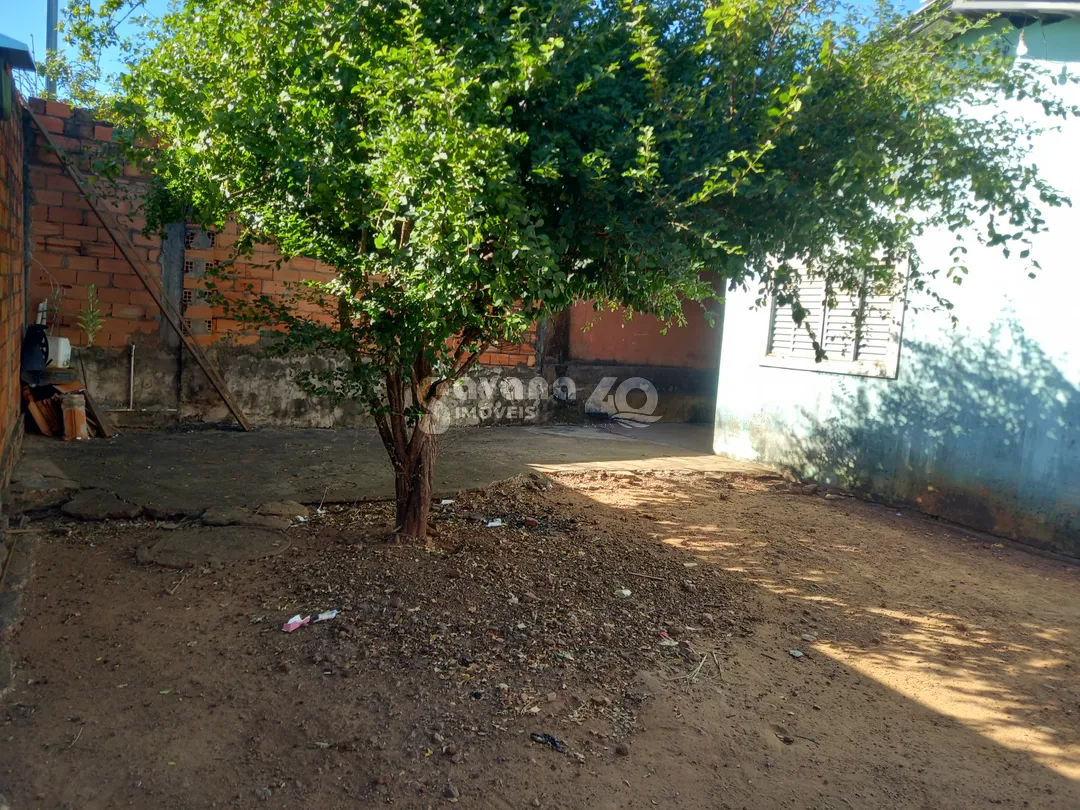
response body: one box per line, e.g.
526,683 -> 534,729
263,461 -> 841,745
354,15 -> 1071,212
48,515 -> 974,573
26,98 -> 720,432
26,99 -> 536,371
183,220 -> 536,367
0,103 -> 27,493
567,300 -> 719,369
26,99 -> 162,349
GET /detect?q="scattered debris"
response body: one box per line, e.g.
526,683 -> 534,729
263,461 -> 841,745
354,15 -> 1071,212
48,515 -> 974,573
530,732 -> 569,753
614,588 -> 632,598
439,499 -> 456,505
314,610 -> 339,623
282,615 -> 311,633
485,518 -> 504,528
788,649 -> 805,659
628,571 -> 666,582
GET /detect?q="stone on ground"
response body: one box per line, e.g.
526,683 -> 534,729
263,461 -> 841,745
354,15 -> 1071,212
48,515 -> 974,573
201,507 -> 290,531
61,489 -> 142,520
3,458 -> 80,512
256,500 -> 309,518
135,526 -> 292,568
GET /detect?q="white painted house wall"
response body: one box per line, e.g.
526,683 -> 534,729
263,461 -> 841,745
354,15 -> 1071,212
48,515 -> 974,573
712,17 -> 1080,556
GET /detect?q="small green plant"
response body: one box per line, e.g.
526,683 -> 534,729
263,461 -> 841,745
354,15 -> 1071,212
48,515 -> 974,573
77,284 -> 104,347
47,290 -> 64,336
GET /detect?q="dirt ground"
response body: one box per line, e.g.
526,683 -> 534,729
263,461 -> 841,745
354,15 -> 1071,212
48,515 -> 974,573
1,469 -> 1077,810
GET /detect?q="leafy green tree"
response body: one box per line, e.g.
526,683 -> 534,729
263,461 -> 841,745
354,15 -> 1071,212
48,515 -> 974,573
66,0 -> 1075,541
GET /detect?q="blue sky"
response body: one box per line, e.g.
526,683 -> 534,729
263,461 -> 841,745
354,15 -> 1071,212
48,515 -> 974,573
4,0 -> 170,70
4,0 -> 925,74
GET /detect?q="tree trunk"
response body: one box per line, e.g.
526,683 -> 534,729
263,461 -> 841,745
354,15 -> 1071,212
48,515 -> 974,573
394,428 -> 435,542
374,340 -> 486,544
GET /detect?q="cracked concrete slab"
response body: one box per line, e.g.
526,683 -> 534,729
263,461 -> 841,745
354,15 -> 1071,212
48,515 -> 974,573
201,507 -> 291,531
135,526 -> 291,568
3,456 -> 81,512
61,490 -> 143,520
19,424 -> 769,515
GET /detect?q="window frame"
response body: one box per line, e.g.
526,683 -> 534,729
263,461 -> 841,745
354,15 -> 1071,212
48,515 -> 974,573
761,259 -> 908,379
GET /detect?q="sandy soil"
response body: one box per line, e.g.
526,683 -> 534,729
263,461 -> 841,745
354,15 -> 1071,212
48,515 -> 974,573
1,469 -> 1077,810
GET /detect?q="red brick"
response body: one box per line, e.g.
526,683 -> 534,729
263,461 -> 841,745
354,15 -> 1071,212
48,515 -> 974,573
112,273 -> 145,290
76,270 -> 112,287
38,267 -> 78,286
64,285 -> 90,301
128,291 -> 159,307
93,126 -> 114,141
83,242 -> 117,258
34,189 -> 64,206
50,135 -> 82,152
234,279 -> 263,294
99,197 -> 130,215
58,326 -> 84,344
105,332 -> 134,347
46,174 -> 79,193
130,231 -> 158,248
95,258 -> 133,274
32,221 -> 63,237
129,320 -> 158,335
100,317 -> 135,333
58,298 -> 87,315
97,288 -> 130,304
44,237 -> 82,253
184,304 -> 213,319
45,100 -> 72,118
37,115 -> 64,134
62,223 -> 99,241
47,206 -> 83,225
63,255 -> 98,271
111,304 -> 146,320
62,192 -> 91,210
31,205 -> 48,222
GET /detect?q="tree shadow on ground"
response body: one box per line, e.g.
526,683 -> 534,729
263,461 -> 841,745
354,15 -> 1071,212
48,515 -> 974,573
580,467 -> 1080,794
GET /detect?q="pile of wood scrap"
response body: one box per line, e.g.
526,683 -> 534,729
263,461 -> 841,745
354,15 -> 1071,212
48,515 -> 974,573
22,372 -> 117,441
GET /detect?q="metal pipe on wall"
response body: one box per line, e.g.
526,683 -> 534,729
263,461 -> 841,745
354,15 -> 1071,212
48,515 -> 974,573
128,343 -> 135,410
45,0 -> 58,98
